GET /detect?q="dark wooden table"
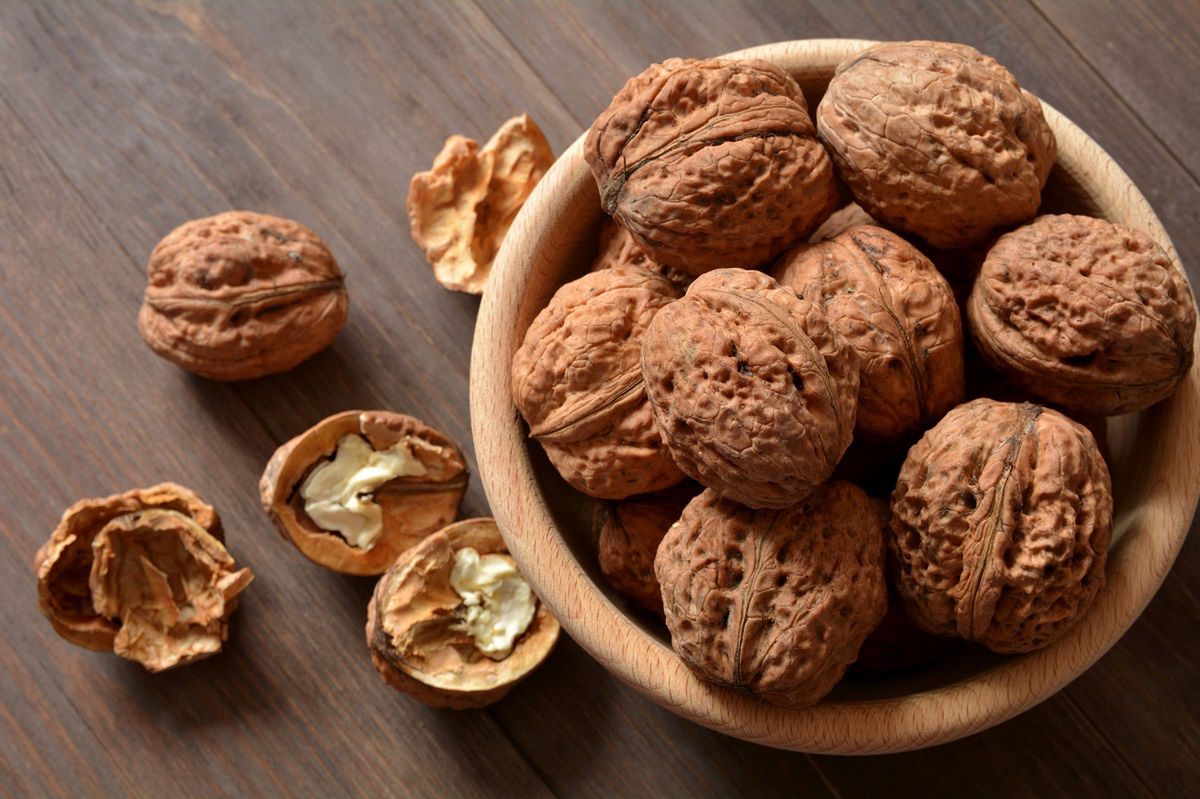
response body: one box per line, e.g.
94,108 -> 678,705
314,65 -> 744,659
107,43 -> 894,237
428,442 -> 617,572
2,2 -> 1197,796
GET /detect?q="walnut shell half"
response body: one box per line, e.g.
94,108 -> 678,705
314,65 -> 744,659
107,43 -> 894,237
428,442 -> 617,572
889,399 -> 1112,654
138,211 -> 349,380
366,518 -> 559,709
775,225 -> 964,442
817,41 -> 1056,248
34,484 -> 252,671
968,214 -> 1196,415
641,268 -> 859,508
586,58 -> 838,275
656,483 -> 887,708
260,411 -> 468,575
512,266 -> 685,499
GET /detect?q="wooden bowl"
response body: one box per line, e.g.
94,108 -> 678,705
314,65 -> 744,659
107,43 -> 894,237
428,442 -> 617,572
469,39 -> 1200,753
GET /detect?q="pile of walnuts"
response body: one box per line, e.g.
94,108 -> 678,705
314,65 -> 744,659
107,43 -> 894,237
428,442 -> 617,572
513,42 -> 1196,708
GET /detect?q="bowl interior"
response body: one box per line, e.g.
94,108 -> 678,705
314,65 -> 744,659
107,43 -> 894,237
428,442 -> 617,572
471,39 -> 1200,753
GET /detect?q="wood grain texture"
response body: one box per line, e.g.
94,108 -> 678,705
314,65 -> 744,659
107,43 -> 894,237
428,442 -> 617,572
0,0 -> 1197,796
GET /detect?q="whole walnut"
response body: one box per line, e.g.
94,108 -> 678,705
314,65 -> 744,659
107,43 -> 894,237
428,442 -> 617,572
596,482 -> 699,615
512,266 -> 685,499
817,41 -> 1056,248
889,399 -> 1112,654
138,211 -> 349,380
656,482 -> 887,708
586,58 -> 838,275
968,214 -> 1196,415
775,225 -> 964,442
641,268 -> 859,509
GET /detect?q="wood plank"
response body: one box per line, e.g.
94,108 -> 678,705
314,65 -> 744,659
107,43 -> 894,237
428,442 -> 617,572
1032,0 -> 1200,181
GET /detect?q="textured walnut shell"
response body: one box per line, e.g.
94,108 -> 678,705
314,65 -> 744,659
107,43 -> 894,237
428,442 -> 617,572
656,483 -> 887,708
775,225 -> 965,442
817,41 -> 1057,248
138,211 -> 348,380
408,114 -> 554,294
889,399 -> 1113,654
807,202 -> 877,244
89,508 -> 253,672
968,215 -> 1196,415
597,482 -> 700,615
366,518 -> 559,709
641,268 -> 859,508
512,266 -> 685,499
260,410 -> 468,575
35,483 -> 223,651
34,484 -> 251,671
585,58 -> 838,275
590,219 -> 692,291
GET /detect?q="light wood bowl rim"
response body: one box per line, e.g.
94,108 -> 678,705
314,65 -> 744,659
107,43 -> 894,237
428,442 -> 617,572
469,38 -> 1200,753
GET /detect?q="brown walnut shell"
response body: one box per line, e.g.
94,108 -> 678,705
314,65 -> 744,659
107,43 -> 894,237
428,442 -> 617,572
597,481 -> 700,615
968,214 -> 1196,415
138,211 -> 349,380
807,202 -> 877,244
817,41 -> 1056,248
889,399 -> 1113,654
590,218 -> 692,291
260,410 -> 468,575
34,483 -> 252,671
366,518 -> 560,709
641,268 -> 859,509
585,58 -> 838,275
775,225 -> 965,442
656,482 -> 887,708
512,266 -> 685,499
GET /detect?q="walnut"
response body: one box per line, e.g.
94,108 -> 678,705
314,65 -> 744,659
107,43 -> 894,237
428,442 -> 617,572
590,218 -> 692,291
366,518 -> 559,708
34,484 -> 252,672
641,268 -> 859,508
585,58 -> 838,276
408,114 -> 554,294
807,202 -> 877,243
889,398 -> 1112,654
775,225 -> 965,442
656,482 -> 887,708
817,41 -> 1057,248
260,410 -> 468,575
597,482 -> 700,615
968,214 -> 1196,415
138,211 -> 348,380
512,266 -> 685,499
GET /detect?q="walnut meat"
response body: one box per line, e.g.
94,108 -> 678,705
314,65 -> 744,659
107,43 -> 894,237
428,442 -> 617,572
260,410 -> 468,575
138,211 -> 348,380
366,518 -> 559,709
408,114 -> 554,294
968,215 -> 1196,415
586,58 -> 838,275
641,269 -> 859,508
889,399 -> 1113,654
34,484 -> 252,671
817,41 -> 1057,248
597,482 -> 699,615
512,266 -> 685,499
656,483 -> 887,708
775,225 -> 964,442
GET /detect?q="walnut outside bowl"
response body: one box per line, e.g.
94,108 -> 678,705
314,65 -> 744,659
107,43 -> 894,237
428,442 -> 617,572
469,39 -> 1200,754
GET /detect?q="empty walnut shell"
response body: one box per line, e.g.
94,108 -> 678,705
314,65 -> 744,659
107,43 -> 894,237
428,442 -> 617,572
889,399 -> 1113,654
968,214 -> 1196,415
817,41 -> 1056,248
138,211 -> 349,380
597,481 -> 700,615
641,268 -> 859,509
366,518 -> 559,709
512,266 -> 685,499
656,482 -> 887,708
775,225 -> 965,442
586,58 -> 838,275
34,483 -> 252,671
260,410 -> 468,575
